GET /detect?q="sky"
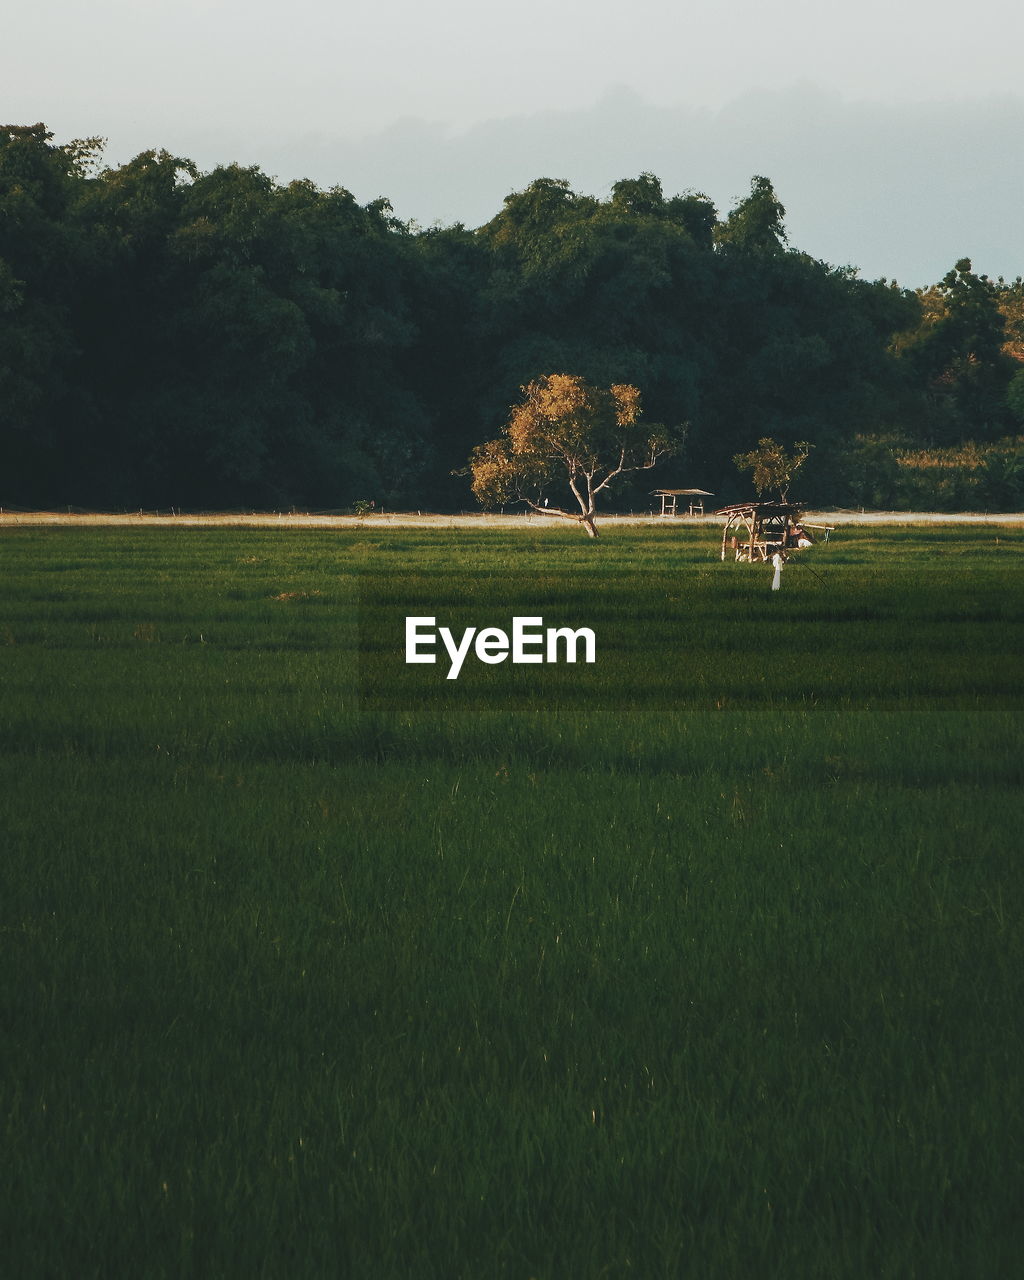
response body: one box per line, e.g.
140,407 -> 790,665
4,0 -> 1022,286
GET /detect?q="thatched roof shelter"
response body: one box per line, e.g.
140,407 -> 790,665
653,488 -> 714,517
716,501 -> 805,562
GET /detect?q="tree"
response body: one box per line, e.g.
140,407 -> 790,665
715,176 -> 788,254
473,174 -> 715,493
896,258 -> 1013,442
733,437 -> 812,501
0,124 -> 103,503
468,373 -> 681,536
1007,368 -> 1024,425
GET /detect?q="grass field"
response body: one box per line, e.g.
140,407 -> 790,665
2,523 -> 1022,1277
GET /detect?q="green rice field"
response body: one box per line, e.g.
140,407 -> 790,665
1,523 -> 1022,1277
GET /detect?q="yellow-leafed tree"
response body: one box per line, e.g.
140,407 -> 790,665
468,374 -> 682,537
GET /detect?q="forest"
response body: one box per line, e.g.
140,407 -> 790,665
2,122 -> 1023,512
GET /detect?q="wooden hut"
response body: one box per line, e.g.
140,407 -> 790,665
717,501 -> 806,562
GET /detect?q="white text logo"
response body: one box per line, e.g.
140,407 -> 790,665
405,616 -> 596,680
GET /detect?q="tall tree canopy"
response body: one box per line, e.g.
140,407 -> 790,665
894,258 -> 1014,443
2,122 -> 1017,513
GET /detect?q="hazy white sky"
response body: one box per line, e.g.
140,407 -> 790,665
4,0 -> 1023,284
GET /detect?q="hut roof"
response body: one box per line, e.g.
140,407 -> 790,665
715,501 -> 804,517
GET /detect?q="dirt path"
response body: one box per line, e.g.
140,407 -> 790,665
3,509 -> 1024,529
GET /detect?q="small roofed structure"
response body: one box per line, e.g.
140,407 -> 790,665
653,488 -> 715,517
717,501 -> 808,562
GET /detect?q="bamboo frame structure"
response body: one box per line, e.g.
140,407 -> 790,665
717,502 -> 805,562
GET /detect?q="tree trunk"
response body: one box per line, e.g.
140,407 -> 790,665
582,515 -> 599,538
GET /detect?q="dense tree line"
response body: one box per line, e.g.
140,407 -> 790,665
2,123 -> 1022,511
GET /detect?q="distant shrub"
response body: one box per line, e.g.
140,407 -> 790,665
841,434 -> 1024,510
